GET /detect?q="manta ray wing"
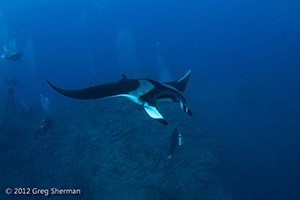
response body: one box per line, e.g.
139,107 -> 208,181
164,70 -> 191,92
45,79 -> 140,100
143,105 -> 168,125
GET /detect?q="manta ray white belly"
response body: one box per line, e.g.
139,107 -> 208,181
116,80 -> 164,120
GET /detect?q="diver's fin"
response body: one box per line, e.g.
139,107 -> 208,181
143,105 -> 168,125
164,70 -> 191,92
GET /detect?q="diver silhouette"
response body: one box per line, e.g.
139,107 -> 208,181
6,86 -> 16,112
1,47 -> 22,61
164,128 -> 182,162
34,116 -> 53,140
1,78 -> 18,112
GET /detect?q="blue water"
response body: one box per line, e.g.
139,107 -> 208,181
1,0 -> 300,199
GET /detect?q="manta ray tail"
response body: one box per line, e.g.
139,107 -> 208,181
164,70 -> 191,92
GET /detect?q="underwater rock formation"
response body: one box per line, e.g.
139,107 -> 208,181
0,99 -> 231,200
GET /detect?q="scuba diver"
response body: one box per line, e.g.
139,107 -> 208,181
1,78 -> 18,112
34,116 -> 53,140
164,128 -> 182,162
2,77 -> 18,86
6,85 -> 16,112
1,47 -> 22,61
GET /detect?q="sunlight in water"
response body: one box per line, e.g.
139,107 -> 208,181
24,38 -> 35,76
115,25 -> 139,78
0,22 -> 8,71
156,42 -> 172,82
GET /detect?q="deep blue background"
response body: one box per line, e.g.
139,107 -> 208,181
1,0 -> 300,199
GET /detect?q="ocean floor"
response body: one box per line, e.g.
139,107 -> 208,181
0,99 -> 232,200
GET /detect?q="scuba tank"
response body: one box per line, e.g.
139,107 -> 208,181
178,132 -> 182,146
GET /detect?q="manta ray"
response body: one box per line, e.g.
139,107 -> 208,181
46,70 -> 193,125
